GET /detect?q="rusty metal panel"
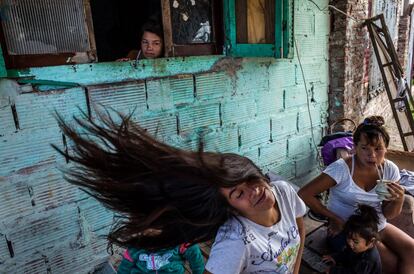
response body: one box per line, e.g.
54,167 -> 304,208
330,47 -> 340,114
1,0 -> 90,55
15,87 -> 87,131
0,127 -> 62,176
88,81 -> 147,118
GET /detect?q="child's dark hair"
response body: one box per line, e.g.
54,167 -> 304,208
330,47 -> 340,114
52,110 -> 267,251
141,19 -> 163,41
344,204 -> 380,242
353,116 -> 390,147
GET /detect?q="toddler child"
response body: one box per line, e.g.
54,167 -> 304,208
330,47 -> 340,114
322,204 -> 381,274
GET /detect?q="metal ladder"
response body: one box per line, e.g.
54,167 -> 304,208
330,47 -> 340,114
365,14 -> 414,151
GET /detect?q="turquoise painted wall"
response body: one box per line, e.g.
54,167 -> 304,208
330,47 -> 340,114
0,0 -> 329,272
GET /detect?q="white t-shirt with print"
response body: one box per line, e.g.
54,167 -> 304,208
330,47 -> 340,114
205,181 -> 307,274
324,157 -> 400,231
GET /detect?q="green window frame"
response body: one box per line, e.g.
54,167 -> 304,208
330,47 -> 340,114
224,0 -> 293,58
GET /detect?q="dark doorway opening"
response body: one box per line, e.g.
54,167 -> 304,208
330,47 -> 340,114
90,0 -> 161,61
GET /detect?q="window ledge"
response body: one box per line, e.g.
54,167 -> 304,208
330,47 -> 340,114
7,55 -> 225,86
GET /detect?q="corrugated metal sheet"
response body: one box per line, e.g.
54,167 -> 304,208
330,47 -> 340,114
1,0 -> 90,55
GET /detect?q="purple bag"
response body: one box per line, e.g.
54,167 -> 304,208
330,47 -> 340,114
321,136 -> 354,166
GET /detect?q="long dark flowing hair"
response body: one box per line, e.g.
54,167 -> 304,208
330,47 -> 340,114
53,111 -> 267,251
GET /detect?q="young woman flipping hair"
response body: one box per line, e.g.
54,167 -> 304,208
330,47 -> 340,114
54,111 -> 307,274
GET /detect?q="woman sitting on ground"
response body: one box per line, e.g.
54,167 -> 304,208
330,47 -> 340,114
298,116 -> 414,274
54,111 -> 307,274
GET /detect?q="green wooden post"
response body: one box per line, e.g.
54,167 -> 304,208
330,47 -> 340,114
275,0 -> 283,58
0,45 -> 7,77
283,0 -> 294,58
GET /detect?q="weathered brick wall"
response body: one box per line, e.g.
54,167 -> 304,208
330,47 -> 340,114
0,0 -> 330,272
329,0 -> 370,125
329,0 -> 408,149
397,14 -> 411,70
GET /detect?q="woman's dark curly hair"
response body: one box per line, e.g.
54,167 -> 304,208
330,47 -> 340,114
353,116 -> 390,147
344,204 -> 380,243
53,111 -> 267,251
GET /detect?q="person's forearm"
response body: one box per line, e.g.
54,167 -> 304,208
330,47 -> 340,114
293,217 -> 305,274
301,194 -> 341,223
383,197 -> 403,219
